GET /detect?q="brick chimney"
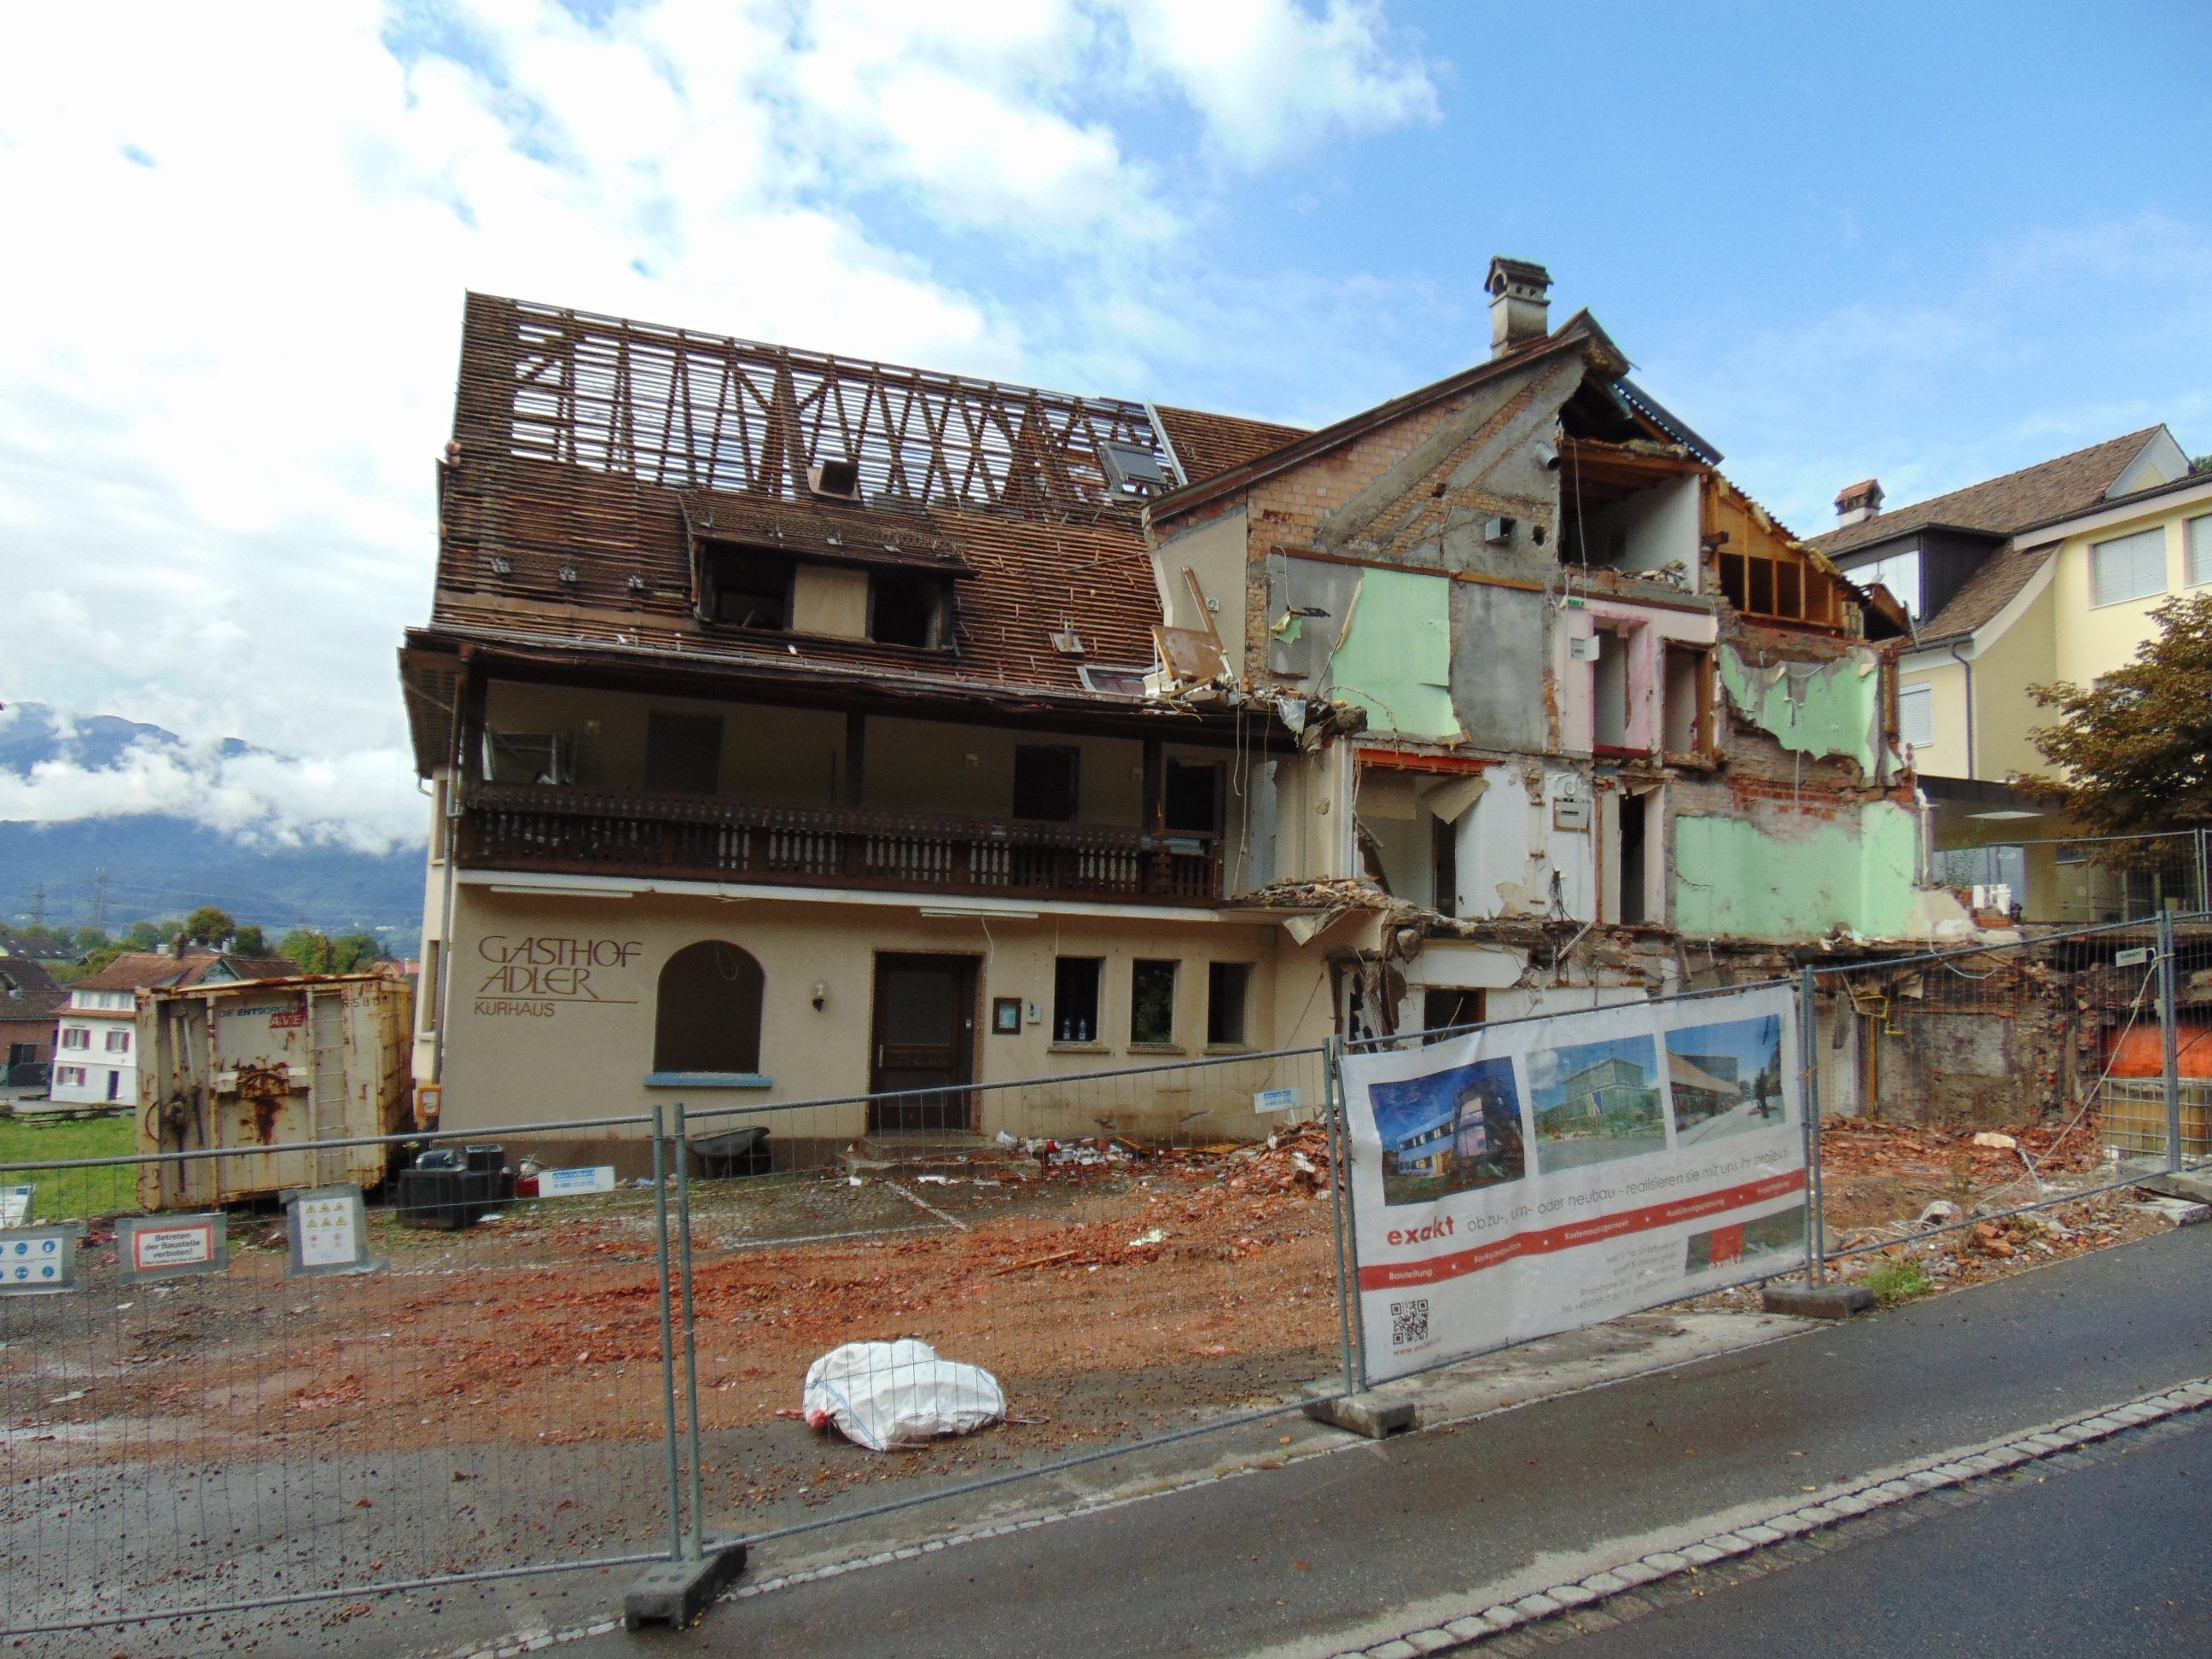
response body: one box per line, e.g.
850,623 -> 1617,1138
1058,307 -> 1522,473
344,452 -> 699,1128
1486,257 -> 1552,358
1834,479 -> 1883,527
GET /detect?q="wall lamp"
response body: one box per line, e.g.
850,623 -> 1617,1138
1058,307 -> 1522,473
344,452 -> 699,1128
812,981 -> 828,1012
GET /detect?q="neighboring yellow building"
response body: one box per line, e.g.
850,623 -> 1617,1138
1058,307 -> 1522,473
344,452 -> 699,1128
1809,428 -> 2210,919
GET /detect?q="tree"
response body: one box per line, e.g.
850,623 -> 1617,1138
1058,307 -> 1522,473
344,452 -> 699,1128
123,919 -> 182,952
73,926 -> 110,954
278,928 -> 334,974
231,924 -> 268,957
329,933 -> 386,972
2021,592 -> 2212,835
183,907 -> 238,946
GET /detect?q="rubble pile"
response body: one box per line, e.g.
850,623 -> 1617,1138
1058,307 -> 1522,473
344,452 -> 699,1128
1819,1115 -> 2106,1184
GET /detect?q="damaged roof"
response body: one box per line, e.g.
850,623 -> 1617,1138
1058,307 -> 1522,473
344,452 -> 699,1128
1807,428 -> 2166,558
416,294 -> 1260,732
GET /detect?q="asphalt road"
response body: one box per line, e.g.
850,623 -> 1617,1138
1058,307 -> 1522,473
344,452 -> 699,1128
590,1220 -> 2212,1659
1561,1409 -> 2212,1656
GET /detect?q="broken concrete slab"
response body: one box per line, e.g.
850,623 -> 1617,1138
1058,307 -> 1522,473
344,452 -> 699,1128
622,1545 -> 748,1632
1305,1391 -> 1417,1440
1761,1282 -> 1877,1320
2133,1171 -> 2212,1208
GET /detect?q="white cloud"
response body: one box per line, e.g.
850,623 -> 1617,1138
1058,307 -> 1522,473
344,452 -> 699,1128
0,741 -> 424,855
1111,0 -> 1438,166
0,0 -> 1439,847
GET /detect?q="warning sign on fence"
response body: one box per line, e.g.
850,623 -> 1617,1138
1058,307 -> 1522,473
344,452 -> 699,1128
1340,985 -> 1806,1383
118,1214 -> 229,1281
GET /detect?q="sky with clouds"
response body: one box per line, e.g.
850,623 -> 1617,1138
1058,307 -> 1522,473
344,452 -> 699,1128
3,0 -> 2209,853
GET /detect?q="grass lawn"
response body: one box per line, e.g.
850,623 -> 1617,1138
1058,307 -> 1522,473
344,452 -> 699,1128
0,1114 -> 140,1221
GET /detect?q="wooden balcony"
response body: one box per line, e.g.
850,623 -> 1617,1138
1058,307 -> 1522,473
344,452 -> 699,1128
458,783 -> 1223,905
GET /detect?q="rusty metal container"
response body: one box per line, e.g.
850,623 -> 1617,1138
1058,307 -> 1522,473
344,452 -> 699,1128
135,975 -> 416,1211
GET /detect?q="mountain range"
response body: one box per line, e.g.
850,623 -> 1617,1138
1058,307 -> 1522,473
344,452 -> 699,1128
1,705 -> 424,947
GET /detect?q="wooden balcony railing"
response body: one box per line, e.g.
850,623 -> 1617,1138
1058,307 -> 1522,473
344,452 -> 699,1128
458,783 -> 1222,904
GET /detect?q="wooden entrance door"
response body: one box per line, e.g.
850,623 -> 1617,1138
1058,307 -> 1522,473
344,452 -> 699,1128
869,955 -> 977,1132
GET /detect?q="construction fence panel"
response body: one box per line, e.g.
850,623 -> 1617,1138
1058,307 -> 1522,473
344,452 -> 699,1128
671,1045 -> 1346,1563
0,1113 -> 686,1641
1931,829 -> 2209,927
1806,911 -> 2209,1283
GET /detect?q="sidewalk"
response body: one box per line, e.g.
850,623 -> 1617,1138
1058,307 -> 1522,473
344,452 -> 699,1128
504,1221 -> 2212,1659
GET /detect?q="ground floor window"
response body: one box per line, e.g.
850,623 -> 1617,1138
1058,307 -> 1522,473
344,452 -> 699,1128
1423,987 -> 1485,1044
1130,959 -> 1178,1046
1207,962 -> 1252,1047
655,940 -> 765,1074
1053,957 -> 1103,1044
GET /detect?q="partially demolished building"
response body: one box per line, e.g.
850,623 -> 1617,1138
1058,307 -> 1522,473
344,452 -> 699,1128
400,265 -> 1971,1137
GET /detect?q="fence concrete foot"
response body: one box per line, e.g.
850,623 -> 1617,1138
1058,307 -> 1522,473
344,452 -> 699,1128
623,1545 -> 748,1631
1762,1283 -> 1876,1320
1305,1392 -> 1417,1439
2134,1172 -> 2212,1208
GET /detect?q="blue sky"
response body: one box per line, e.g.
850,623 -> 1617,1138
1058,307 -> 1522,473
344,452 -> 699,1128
3,1 -> 2209,843
1368,1055 -> 1516,1147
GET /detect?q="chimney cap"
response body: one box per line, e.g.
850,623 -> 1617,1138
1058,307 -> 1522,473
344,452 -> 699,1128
1486,256 -> 1552,298
1834,478 -> 1883,513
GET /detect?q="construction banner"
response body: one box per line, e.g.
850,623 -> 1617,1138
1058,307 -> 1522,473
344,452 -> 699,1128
1340,986 -> 1806,1383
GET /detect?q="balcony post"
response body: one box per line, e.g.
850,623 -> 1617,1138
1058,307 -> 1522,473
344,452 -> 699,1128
1142,736 -> 1170,894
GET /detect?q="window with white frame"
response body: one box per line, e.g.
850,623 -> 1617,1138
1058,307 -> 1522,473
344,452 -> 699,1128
60,1027 -> 90,1050
2189,515 -> 2212,586
105,1029 -> 130,1054
2091,527 -> 2167,607
57,1066 -> 84,1087
1900,684 -> 1935,748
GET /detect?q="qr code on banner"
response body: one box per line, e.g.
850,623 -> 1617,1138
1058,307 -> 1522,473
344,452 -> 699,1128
1390,1299 -> 1429,1348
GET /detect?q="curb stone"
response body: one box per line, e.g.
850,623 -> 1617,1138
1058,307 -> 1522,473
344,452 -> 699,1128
1326,1371 -> 2212,1659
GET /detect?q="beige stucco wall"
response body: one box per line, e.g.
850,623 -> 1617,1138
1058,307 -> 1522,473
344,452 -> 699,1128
2051,505 -> 2212,686
1897,657 -> 1967,778
791,565 -> 871,638
1968,575 -> 2058,782
486,681 -> 847,804
437,882 -> 1336,1143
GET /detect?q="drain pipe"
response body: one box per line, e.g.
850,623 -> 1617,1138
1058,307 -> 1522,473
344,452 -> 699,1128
1947,637 -> 1976,780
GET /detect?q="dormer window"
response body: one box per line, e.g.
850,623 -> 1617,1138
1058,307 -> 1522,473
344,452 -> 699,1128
704,547 -> 794,630
869,569 -> 950,648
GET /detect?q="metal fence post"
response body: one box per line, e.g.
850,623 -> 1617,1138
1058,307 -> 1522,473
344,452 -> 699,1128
2159,908 -> 2182,1175
673,1103 -> 707,1561
649,1103 -> 684,1563
1798,966 -> 1825,1284
2196,828 -> 2210,917
1322,1039 -> 1358,1399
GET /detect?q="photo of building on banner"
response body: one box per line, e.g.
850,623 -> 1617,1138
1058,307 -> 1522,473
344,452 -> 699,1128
1342,986 -> 1806,1384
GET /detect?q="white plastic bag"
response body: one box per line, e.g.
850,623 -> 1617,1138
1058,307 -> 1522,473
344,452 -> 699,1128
801,1339 -> 1006,1452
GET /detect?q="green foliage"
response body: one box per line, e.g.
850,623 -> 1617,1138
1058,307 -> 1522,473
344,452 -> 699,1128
183,906 -> 237,946
278,928 -> 386,975
122,919 -> 182,952
230,924 -> 268,957
2023,592 -> 2212,835
0,1114 -> 139,1221
53,945 -> 129,982
1861,1258 -> 1931,1305
72,926 -> 109,953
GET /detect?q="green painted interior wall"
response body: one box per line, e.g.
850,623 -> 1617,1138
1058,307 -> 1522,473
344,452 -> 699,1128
1718,646 -> 1880,773
1329,569 -> 1459,741
1674,801 -> 1919,940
